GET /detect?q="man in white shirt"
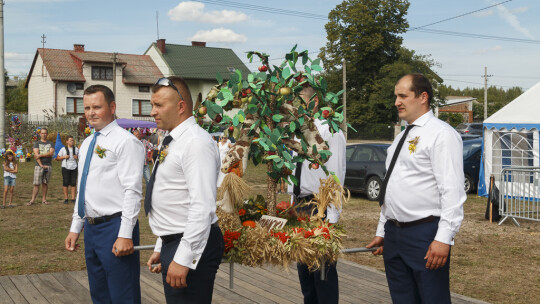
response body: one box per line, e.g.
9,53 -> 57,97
145,76 -> 223,303
366,74 -> 466,303
287,86 -> 346,304
64,85 -> 144,303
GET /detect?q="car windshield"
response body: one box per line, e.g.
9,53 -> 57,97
456,123 -> 467,130
463,141 -> 482,158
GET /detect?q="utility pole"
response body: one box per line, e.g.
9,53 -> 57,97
0,0 -> 5,149
112,52 -> 117,98
342,59 -> 347,139
483,66 -> 492,120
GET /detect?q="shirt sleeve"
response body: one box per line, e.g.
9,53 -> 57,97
58,148 -> 66,157
174,137 -> 218,269
376,210 -> 387,238
431,129 -> 466,245
154,237 -> 162,253
115,136 -> 145,239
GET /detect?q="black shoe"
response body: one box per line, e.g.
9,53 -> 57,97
63,199 -> 69,204
71,200 -> 76,204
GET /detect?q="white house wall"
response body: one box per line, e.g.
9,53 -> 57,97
145,45 -> 172,77
27,54 -> 55,120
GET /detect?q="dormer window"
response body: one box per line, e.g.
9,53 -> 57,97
92,66 -> 113,80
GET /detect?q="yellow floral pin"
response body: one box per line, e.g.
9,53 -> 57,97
95,145 -> 107,158
408,136 -> 420,154
158,146 -> 169,163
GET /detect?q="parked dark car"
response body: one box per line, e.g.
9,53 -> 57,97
344,143 -> 390,201
463,138 -> 483,194
456,123 -> 483,136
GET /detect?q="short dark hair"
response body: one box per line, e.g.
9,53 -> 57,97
40,127 -> 48,133
84,85 -> 115,104
66,135 -> 73,141
152,76 -> 193,110
401,73 -> 433,105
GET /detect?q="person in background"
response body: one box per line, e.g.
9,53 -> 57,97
133,129 -> 154,184
56,135 -> 79,204
216,135 -> 232,187
28,128 -> 54,206
288,86 -> 347,304
2,150 -> 18,208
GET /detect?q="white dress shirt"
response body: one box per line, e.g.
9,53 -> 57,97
287,119 -> 347,223
70,120 -> 144,239
149,116 -> 220,269
57,146 -> 79,170
376,111 -> 466,245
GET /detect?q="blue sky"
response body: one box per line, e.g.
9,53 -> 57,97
5,0 -> 539,90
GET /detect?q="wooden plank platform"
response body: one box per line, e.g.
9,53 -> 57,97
0,260 -> 488,303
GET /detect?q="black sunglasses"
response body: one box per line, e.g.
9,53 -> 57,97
155,78 -> 184,100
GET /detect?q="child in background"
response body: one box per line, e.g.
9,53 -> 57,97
56,135 -> 79,204
3,150 -> 18,208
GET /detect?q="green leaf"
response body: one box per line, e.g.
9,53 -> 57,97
291,44 -> 298,52
319,150 -> 332,161
250,119 -> 261,132
216,72 -> 223,84
289,121 -> 296,132
248,73 -> 254,83
266,155 -> 279,160
330,120 -> 339,133
221,88 -> 234,101
289,175 -> 298,186
247,104 -> 258,114
232,115 -> 239,126
301,140 -> 308,153
298,117 -> 304,126
335,89 -> 344,96
346,123 -> 357,133
282,68 -> 291,79
302,53 -> 308,65
305,65 -> 311,74
271,76 -> 279,83
332,173 -> 340,184
311,65 -> 323,72
283,151 -> 292,161
258,72 -> 267,81
272,114 -> 284,122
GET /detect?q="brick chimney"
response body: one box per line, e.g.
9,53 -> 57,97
157,39 -> 166,53
73,44 -> 85,52
191,41 -> 206,47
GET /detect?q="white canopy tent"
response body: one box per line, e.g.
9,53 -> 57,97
478,82 -> 540,196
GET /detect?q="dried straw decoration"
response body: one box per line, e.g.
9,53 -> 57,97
217,173 -> 251,207
310,176 -> 350,222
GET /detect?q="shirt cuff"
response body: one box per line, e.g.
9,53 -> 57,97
434,227 -> 455,245
375,218 -> 386,238
118,222 -> 135,239
173,240 -> 204,270
154,237 -> 162,253
70,219 -> 84,234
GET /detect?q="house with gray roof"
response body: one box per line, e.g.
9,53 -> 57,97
25,44 -> 163,120
145,39 -> 251,106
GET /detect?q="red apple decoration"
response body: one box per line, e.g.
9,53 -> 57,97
258,65 -> 268,72
199,106 -> 207,115
310,163 -> 319,169
228,126 -> 234,132
322,110 -> 330,118
215,114 -> 222,123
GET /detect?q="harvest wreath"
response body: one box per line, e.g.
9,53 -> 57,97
216,174 -> 348,271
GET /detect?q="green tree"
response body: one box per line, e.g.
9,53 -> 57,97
6,79 -> 28,112
320,0 -> 410,125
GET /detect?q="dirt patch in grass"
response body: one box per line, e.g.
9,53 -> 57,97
1,161 -> 539,303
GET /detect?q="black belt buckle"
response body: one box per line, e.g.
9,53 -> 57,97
87,217 -> 96,225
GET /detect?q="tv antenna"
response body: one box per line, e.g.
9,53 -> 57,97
156,11 -> 160,40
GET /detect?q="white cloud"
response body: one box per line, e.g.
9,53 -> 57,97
474,10 -> 494,17
168,1 -> 248,24
472,45 -> 502,55
511,6 -> 529,14
492,2 -> 534,39
189,28 -> 247,43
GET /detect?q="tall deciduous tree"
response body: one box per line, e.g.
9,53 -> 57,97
320,0 -> 410,125
6,79 -> 28,112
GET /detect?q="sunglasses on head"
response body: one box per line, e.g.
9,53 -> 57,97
155,78 -> 184,100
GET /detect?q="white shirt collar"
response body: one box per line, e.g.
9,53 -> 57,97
409,110 -> 434,128
95,120 -> 119,136
168,116 -> 196,142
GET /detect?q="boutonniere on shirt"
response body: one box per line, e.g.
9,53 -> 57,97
95,145 -> 107,158
158,146 -> 169,163
408,136 -> 420,154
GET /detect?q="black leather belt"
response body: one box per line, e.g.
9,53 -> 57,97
388,216 -> 439,228
161,222 -> 219,245
86,212 -> 122,225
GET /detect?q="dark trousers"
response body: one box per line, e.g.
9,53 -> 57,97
383,218 -> 451,304
297,261 -> 339,304
84,218 -> 141,304
160,226 -> 224,304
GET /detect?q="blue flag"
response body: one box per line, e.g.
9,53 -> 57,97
53,132 -> 63,158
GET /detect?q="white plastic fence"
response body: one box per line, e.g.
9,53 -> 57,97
498,166 -> 540,227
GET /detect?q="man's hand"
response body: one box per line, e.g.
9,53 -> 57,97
166,261 -> 189,289
424,240 -> 450,270
112,237 -> 134,256
366,236 -> 384,255
65,232 -> 80,252
147,252 -> 162,273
